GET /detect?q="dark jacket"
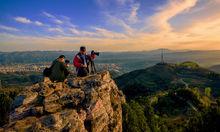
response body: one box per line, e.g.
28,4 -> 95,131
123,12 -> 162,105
49,59 -> 66,82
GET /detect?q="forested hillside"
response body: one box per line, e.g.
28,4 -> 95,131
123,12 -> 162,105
116,62 -> 220,132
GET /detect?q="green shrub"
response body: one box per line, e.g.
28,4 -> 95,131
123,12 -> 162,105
178,62 -> 199,69
0,88 -> 20,126
205,87 -> 211,97
122,101 -> 150,132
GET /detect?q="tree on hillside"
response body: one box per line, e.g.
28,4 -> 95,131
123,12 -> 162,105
205,87 -> 211,97
122,101 -> 150,132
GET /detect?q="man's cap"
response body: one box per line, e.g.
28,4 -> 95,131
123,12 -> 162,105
59,55 -> 65,58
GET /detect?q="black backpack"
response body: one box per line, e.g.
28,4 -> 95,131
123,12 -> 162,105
43,67 -> 52,77
43,62 -> 55,77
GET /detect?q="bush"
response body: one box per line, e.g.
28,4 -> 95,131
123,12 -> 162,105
205,87 -> 211,97
178,62 -> 199,69
0,88 -> 20,126
0,93 -> 12,126
186,106 -> 220,132
122,101 -> 150,132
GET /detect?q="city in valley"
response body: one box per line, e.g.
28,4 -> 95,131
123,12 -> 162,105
0,63 -> 121,74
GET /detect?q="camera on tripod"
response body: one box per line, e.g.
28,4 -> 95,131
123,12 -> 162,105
89,50 -> 100,74
91,50 -> 100,56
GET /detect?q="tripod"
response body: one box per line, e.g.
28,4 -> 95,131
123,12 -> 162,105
89,60 -> 97,74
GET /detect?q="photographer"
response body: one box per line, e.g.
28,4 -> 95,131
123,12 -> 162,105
88,50 -> 99,74
73,46 -> 99,77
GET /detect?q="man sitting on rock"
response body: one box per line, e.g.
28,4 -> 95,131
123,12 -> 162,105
49,55 -> 68,82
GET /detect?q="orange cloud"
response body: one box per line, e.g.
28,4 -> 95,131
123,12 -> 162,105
146,0 -> 198,32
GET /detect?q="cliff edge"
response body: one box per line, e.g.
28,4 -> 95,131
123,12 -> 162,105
2,71 -> 125,132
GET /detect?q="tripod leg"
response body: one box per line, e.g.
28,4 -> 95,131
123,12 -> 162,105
93,61 -> 96,73
91,61 -> 96,74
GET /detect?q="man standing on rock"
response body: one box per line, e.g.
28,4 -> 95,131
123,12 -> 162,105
49,55 -> 68,82
73,46 -> 89,77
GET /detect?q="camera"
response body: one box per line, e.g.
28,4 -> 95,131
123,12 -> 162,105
91,50 -> 100,56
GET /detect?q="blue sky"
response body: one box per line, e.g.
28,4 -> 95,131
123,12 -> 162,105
0,0 -> 220,51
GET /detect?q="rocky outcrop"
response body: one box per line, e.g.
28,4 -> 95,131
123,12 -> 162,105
2,71 -> 125,132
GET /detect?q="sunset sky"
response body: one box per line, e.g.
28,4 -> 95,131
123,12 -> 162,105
0,0 -> 220,51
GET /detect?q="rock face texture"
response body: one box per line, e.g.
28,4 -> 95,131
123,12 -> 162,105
3,71 -> 125,132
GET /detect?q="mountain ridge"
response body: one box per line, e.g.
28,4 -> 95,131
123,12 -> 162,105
115,62 -> 220,99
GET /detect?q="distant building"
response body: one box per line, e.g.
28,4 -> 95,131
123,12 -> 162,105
158,48 -> 166,65
161,49 -> 165,64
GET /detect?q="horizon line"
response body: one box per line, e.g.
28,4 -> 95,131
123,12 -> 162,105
1,48 -> 220,53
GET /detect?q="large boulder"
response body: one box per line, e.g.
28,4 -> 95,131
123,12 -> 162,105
3,71 -> 125,132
